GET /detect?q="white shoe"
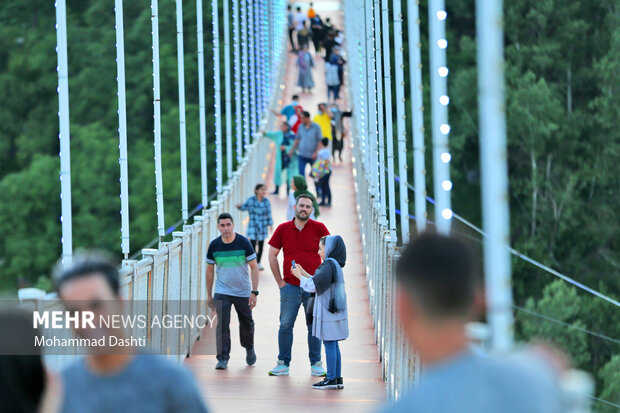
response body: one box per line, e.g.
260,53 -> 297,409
311,361 -> 327,376
258,263 -> 264,271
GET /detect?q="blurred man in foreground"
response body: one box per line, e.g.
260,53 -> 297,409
381,233 -> 562,413
55,252 -> 209,413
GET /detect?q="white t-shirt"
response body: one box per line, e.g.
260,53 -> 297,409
318,148 -> 331,160
294,12 -> 306,31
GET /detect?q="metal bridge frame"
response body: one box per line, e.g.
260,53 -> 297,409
51,0 -> 514,402
344,0 -> 512,400
47,0 -> 286,371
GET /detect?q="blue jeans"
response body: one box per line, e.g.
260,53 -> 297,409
298,155 -> 314,177
318,172 -> 331,205
278,284 -> 322,366
323,340 -> 341,380
327,85 -> 340,101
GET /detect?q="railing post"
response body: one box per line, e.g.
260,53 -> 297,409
477,0 -> 513,353
55,0 -> 73,267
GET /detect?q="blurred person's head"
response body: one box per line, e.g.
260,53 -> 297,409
280,121 -> 290,133
318,103 -> 326,113
296,6 -> 301,12
0,308 -> 46,413
302,111 -> 311,126
54,251 -> 125,346
295,194 -> 314,221
395,232 -> 479,364
217,213 -> 235,240
291,94 -> 299,104
55,251 -> 120,301
321,137 -> 329,148
254,183 -> 267,198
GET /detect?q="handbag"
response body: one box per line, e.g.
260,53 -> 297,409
281,131 -> 294,169
281,151 -> 290,169
305,293 -> 315,326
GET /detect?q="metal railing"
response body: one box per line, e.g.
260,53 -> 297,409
344,0 -> 419,401
32,0 -> 287,369
37,119 -> 276,373
350,124 -> 418,400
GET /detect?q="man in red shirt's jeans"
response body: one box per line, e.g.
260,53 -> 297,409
267,193 -> 330,376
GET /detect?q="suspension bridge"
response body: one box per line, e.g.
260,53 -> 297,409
16,0 -> 619,411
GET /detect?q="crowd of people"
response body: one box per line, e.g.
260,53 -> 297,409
266,97 -> 351,208
288,3 -> 346,101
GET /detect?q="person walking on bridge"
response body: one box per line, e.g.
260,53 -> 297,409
286,4 -> 296,52
271,94 -> 299,123
289,111 -> 322,177
236,184 -> 273,270
296,43 -> 314,93
267,194 -> 330,376
262,122 -> 298,195
206,213 -> 260,370
287,175 -> 319,221
313,103 -> 333,142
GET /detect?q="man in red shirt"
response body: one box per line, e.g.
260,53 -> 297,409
267,194 -> 330,376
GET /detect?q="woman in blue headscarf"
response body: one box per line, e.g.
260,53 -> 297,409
291,235 -> 348,390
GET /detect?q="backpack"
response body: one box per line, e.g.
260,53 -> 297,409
311,159 -> 331,180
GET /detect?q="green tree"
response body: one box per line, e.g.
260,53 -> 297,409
517,280 -> 590,367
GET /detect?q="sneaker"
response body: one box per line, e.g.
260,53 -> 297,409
215,360 -> 228,370
258,263 -> 264,271
337,377 -> 344,389
246,348 -> 257,366
311,361 -> 327,376
312,378 -> 339,390
268,360 -> 289,376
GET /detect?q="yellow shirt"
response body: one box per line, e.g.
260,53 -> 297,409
313,113 -> 332,140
